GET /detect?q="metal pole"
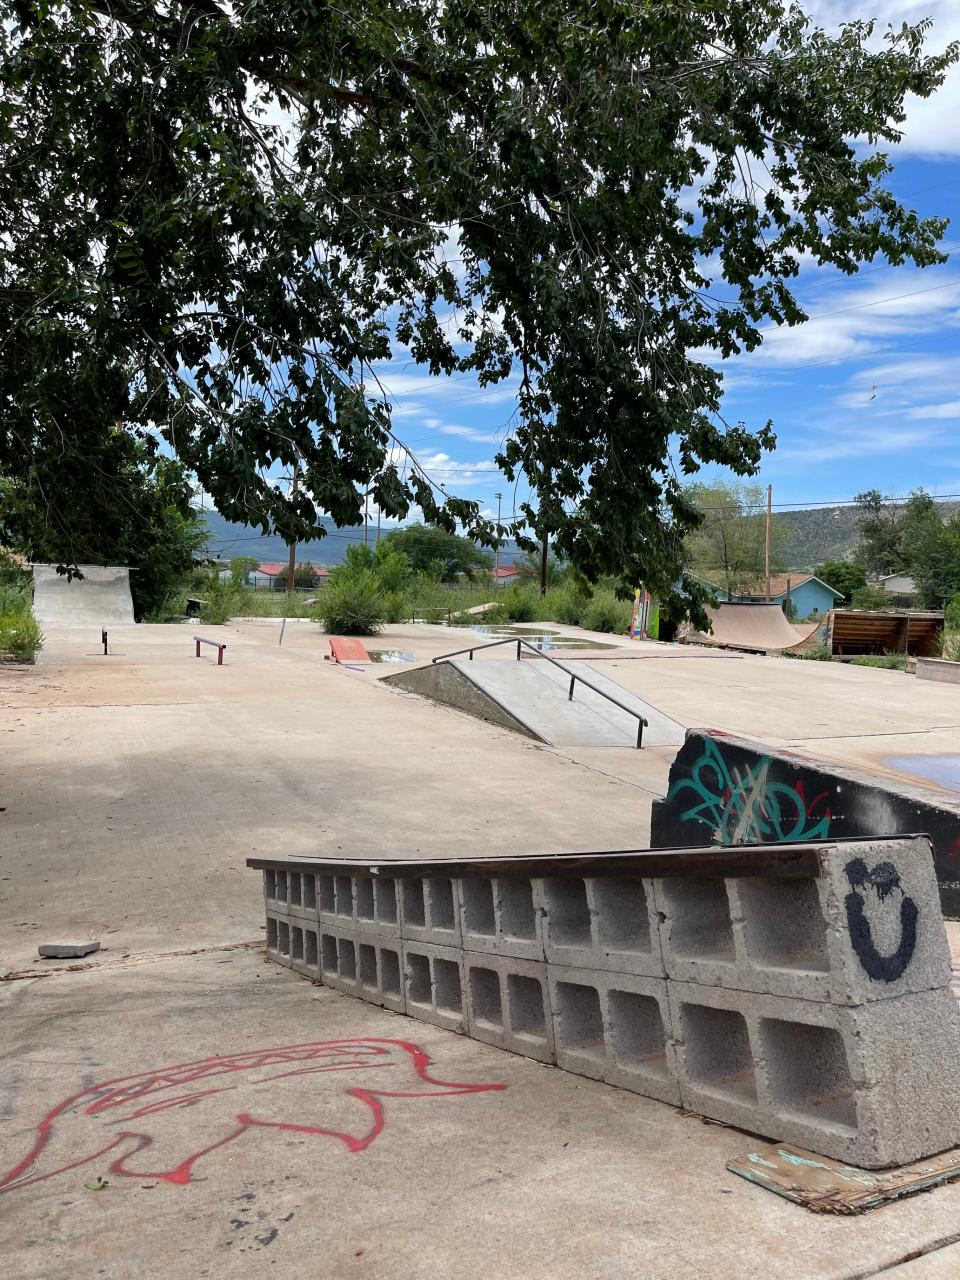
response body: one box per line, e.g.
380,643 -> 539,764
494,491 -> 502,582
765,483 -> 772,602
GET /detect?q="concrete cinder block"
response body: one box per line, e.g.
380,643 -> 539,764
265,912 -> 292,967
264,868 -> 291,916
354,872 -> 402,939
458,874 -> 545,960
539,875 -> 664,976
548,965 -> 680,1106
463,952 -> 555,1063
401,940 -> 465,1033
285,869 -> 314,920
656,837 -> 952,1005
400,874 -> 462,947
289,921 -> 320,977
669,980 -> 960,1167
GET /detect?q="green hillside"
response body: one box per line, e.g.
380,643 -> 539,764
776,500 -> 960,571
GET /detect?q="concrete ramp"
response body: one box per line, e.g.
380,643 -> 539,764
386,658 -> 685,748
686,602 -> 821,653
32,564 -> 135,626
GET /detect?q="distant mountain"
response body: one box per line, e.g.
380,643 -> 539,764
199,500 -> 954,578
200,509 -> 523,566
775,500 -> 960,572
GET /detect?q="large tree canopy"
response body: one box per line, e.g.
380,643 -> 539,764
1,1 -> 956,621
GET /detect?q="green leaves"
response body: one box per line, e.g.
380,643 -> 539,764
0,1 -> 956,622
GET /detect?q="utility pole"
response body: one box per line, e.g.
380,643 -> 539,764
494,491 -> 502,581
539,468 -> 551,597
765,483 -> 772,603
286,468 -> 298,596
363,488 -> 369,548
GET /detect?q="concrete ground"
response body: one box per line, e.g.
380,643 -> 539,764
4,617 -> 960,1277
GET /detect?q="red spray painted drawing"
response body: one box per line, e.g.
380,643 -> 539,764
0,1038 -> 506,1194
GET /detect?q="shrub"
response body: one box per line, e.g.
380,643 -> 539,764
580,592 -> 630,634
198,583 -> 239,624
381,590 -> 410,624
850,652 -> 908,670
0,609 -> 42,662
850,584 -> 892,611
315,571 -> 384,634
797,643 -> 833,661
945,593 -> 960,634
498,583 -> 537,622
545,584 -> 586,625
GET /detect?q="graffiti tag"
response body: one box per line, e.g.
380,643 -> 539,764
667,737 -> 832,845
844,858 -> 918,982
0,1038 -> 506,1195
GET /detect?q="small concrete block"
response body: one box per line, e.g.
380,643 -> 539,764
667,980 -> 766,1137
354,935 -> 406,1014
400,874 -> 462,947
38,940 -> 100,959
549,965 -> 679,1106
669,980 -> 960,1168
285,869 -> 311,920
540,876 -> 663,976
289,923 -> 320,977
401,940 -> 465,1033
458,875 -> 544,959
317,923 -> 363,997
463,952 -> 555,1064
265,914 -> 292,967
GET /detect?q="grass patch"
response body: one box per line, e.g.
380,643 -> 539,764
0,567 -> 42,662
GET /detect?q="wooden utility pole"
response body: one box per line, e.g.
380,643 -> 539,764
765,483 -> 772,603
539,468 -> 551,597
286,468 -> 298,595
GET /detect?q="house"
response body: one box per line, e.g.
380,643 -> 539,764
702,571 -> 844,618
250,561 -> 330,589
491,564 -> 530,585
879,573 -> 919,608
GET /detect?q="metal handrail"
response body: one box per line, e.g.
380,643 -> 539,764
431,635 -> 647,748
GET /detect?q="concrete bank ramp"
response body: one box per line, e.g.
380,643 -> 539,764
385,658 -> 685,748
32,563 -> 135,625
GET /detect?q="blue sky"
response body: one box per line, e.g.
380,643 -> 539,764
361,1 -> 960,527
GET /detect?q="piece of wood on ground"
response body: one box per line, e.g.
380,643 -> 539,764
329,637 -> 370,663
727,1142 -> 960,1214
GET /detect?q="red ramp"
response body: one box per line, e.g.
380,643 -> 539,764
330,637 -> 370,664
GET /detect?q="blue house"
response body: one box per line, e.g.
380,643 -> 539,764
703,572 -> 844,619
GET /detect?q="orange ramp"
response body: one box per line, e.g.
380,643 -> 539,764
329,636 -> 371,664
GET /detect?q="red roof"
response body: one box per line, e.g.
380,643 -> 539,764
493,564 -> 528,578
256,562 -> 329,577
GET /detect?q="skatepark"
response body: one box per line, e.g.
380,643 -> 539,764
6,575 -> 960,1276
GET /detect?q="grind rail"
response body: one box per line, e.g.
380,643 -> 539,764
431,635 -> 648,748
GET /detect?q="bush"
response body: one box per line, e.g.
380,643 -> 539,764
850,652 -> 908,670
0,609 -> 42,662
497,583 -> 537,622
850,584 -> 892,611
797,643 -> 833,661
580,592 -> 630,634
198,582 -> 239,624
544,584 -> 586,625
382,590 -> 410,624
945,593 -> 960,634
315,571 -> 384,634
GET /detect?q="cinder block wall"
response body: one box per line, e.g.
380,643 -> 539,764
253,836 -> 960,1169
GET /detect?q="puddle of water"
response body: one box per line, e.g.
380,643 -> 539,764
367,649 -> 416,664
468,625 -> 617,651
886,755 -> 960,793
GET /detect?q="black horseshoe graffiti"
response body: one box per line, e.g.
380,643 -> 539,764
843,858 -> 918,983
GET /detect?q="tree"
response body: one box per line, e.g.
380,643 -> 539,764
0,439 -> 205,618
272,563 -> 319,591
229,556 -> 260,588
1,5 -> 955,626
685,482 -> 779,597
381,525 -> 491,581
854,491 -> 909,576
815,561 -> 866,606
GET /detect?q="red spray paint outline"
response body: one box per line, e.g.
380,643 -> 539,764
0,1038 -> 506,1194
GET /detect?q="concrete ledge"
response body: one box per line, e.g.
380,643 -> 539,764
917,657 -> 960,685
